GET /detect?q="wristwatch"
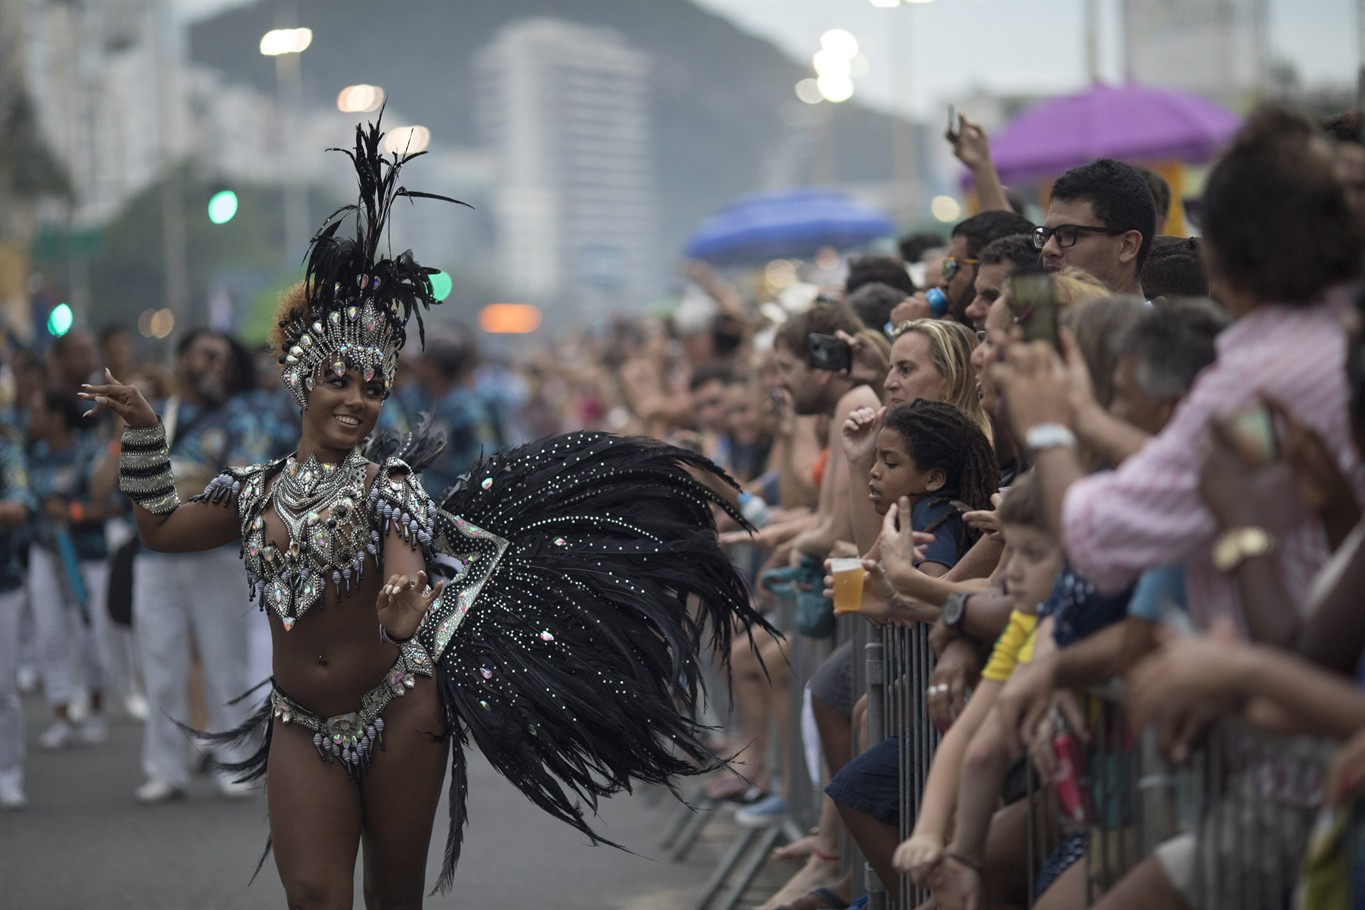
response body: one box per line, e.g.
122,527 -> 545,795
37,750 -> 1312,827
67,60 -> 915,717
941,591 -> 970,633
1211,526 -> 1275,572
1025,423 -> 1077,452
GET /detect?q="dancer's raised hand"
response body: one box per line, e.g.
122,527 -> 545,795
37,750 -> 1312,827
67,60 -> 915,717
78,368 -> 159,428
378,569 -> 445,641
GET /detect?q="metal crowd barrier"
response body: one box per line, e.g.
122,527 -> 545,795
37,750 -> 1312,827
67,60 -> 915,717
1028,686 -> 1341,909
665,587 -> 1355,910
868,622 -> 942,910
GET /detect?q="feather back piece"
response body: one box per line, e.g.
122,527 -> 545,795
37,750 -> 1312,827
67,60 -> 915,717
422,431 -> 775,892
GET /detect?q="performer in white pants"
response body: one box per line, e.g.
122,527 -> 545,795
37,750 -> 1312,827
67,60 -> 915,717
133,545 -> 253,799
121,328 -> 270,804
26,546 -> 111,748
0,587 -> 26,809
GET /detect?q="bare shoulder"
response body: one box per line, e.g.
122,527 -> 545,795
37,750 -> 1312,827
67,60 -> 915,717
835,384 -> 882,419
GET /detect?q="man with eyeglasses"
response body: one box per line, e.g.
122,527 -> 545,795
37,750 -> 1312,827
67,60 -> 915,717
1034,158 -> 1156,296
895,210 -> 1032,327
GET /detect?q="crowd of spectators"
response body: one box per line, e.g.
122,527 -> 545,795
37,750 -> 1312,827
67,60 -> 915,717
4,98 -> 1365,910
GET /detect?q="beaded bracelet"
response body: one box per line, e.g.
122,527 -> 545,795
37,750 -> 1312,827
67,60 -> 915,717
118,422 -> 181,514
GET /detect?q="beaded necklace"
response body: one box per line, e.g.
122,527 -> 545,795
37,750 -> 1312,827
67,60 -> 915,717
247,449 -> 377,630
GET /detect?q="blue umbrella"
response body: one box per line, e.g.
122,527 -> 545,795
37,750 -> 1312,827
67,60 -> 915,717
685,189 -> 895,265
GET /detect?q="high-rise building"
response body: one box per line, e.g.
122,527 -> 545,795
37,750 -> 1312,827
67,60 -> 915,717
473,19 -> 656,320
10,0 -> 192,227
1122,0 -> 1269,108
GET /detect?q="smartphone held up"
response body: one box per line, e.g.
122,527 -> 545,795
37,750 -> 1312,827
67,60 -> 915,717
808,333 -> 852,372
1009,266 -> 1061,352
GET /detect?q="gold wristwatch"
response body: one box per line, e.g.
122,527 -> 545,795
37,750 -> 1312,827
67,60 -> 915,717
1211,526 -> 1275,572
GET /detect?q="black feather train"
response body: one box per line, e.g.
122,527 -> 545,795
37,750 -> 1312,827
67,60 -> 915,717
425,431 -> 775,892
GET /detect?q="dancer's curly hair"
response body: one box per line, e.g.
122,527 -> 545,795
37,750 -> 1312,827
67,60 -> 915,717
267,282 -> 310,360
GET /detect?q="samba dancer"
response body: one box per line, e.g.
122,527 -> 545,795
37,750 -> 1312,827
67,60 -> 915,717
81,116 -> 768,906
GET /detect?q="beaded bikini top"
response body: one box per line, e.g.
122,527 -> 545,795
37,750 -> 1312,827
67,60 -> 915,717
193,452 -> 508,662
196,451 -> 436,629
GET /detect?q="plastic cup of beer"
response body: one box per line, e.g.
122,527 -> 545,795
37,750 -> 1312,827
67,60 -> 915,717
830,558 -> 865,614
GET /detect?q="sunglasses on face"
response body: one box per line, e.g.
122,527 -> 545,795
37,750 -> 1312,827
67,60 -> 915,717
942,257 -> 981,281
1032,224 -> 1125,250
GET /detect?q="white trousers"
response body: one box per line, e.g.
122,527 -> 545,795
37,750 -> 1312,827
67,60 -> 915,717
27,546 -> 111,708
0,587 -> 25,778
133,547 -> 255,788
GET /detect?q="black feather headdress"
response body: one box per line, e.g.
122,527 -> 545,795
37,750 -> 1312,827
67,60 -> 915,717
277,110 -> 468,407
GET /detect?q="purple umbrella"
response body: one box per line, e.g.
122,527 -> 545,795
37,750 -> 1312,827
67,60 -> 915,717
989,83 -> 1241,183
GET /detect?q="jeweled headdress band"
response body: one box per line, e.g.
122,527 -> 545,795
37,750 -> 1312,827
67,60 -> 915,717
277,110 -> 467,408
278,298 -> 401,405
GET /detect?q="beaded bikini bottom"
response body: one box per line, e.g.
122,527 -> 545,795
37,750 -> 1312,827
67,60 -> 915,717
270,638 -> 435,778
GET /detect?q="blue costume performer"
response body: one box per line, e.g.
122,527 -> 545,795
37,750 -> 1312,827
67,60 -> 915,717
89,115 -> 769,904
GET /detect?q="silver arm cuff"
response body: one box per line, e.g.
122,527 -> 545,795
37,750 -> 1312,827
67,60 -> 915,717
119,422 -> 181,514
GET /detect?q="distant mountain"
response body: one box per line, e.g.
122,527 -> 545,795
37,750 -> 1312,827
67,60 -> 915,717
187,0 -> 924,279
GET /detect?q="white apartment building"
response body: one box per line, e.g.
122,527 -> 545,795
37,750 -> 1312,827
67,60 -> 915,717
473,18 -> 657,319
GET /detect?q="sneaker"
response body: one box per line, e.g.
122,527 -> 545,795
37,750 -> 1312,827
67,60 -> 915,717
0,770 -> 26,811
38,720 -> 77,751
134,778 -> 185,805
735,793 -> 790,828
79,713 -> 108,745
217,777 -> 255,801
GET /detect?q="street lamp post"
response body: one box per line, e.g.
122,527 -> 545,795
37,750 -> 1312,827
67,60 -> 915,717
874,0 -> 933,226
260,27 -> 312,265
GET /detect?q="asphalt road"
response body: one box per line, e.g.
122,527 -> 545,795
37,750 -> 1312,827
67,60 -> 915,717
0,696 -> 787,909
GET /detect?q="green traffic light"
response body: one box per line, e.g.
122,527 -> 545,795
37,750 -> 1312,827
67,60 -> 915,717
47,303 -> 73,337
208,190 -> 239,225
430,271 -> 453,302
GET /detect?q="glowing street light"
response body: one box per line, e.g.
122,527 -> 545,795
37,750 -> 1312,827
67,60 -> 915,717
813,48 -> 852,78
47,303 -> 73,337
259,27 -> 313,56
808,28 -> 863,103
260,26 -> 312,264
817,74 -> 855,103
931,195 -> 963,222
429,271 -> 453,302
337,84 -> 385,113
795,79 -> 823,105
820,29 -> 859,58
383,125 -> 430,156
479,304 -> 542,334
207,189 -> 239,224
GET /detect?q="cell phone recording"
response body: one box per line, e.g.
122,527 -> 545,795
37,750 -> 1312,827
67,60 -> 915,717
1009,270 -> 1060,351
808,333 -> 852,373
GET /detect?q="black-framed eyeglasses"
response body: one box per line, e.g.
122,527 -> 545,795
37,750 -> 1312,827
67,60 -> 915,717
1032,224 -> 1124,250
942,257 -> 981,281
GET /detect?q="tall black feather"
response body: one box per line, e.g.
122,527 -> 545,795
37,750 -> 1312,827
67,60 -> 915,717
301,109 -> 469,352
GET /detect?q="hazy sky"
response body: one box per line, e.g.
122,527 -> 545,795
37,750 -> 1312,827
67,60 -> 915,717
694,0 -> 1360,117
179,0 -> 1360,119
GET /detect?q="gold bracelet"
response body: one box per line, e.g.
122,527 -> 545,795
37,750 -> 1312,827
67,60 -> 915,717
1211,526 -> 1275,573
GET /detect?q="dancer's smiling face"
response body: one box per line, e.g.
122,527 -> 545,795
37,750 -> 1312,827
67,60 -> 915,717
302,367 -> 383,455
